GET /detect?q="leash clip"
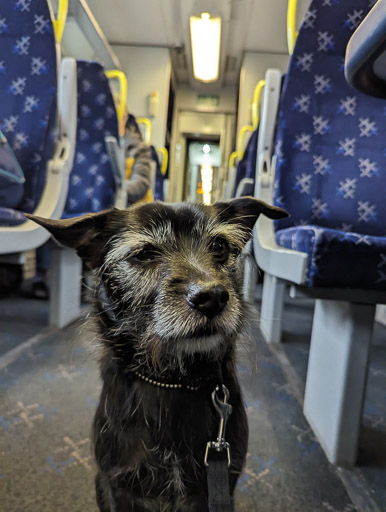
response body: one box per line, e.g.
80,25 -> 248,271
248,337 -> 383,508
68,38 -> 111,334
204,384 -> 233,467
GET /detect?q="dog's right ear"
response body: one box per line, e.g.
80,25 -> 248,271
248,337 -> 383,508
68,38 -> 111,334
25,210 -> 118,267
213,196 -> 289,230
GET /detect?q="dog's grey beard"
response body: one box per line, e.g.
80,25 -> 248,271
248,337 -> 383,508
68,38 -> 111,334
145,300 -> 260,376
134,330 -> 231,376
90,291 -> 257,379
132,311 -> 242,375
145,291 -> 243,369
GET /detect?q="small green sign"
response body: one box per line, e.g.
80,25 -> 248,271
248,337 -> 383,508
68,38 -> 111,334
196,95 -> 220,107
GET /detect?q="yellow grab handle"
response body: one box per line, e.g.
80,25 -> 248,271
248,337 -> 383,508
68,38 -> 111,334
156,147 -> 169,175
228,151 -> 238,169
237,125 -> 254,159
229,124 -> 254,169
125,156 -> 134,180
52,0 -> 68,44
136,118 -> 152,145
106,70 -> 128,123
252,80 -> 265,130
287,0 -> 298,55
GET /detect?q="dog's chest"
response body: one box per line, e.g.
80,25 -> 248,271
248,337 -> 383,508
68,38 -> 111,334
126,388 -> 215,495
139,385 -> 216,451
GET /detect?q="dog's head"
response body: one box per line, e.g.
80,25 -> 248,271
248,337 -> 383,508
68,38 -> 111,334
27,198 -> 287,368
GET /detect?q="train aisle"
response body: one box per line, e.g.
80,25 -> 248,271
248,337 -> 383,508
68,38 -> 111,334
0,286 -> 385,511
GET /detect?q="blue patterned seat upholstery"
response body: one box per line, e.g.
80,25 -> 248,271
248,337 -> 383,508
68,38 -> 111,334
0,0 -> 57,226
273,0 -> 385,289
62,60 -> 119,218
276,226 -> 386,289
0,207 -> 27,226
151,146 -> 164,201
234,129 -> 258,197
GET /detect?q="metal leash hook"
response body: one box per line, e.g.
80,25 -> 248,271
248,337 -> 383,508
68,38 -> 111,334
204,384 -> 233,467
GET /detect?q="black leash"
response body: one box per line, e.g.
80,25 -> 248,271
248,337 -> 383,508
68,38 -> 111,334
205,384 -> 234,512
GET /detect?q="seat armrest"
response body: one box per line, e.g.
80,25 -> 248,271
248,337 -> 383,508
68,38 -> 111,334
163,179 -> 170,202
58,58 -> 77,143
105,135 -> 127,209
150,160 -> 157,195
224,166 -> 237,199
344,0 -> 386,99
235,178 -> 254,198
105,136 -> 124,189
257,69 -> 282,165
253,157 -> 308,284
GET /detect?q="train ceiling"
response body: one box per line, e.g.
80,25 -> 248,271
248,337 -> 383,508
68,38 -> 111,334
86,0 -> 309,88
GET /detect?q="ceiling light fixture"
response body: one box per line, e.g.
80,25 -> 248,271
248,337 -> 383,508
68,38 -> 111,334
189,12 -> 221,83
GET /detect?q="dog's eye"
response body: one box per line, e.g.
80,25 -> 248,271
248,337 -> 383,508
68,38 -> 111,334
131,246 -> 158,262
210,238 -> 229,262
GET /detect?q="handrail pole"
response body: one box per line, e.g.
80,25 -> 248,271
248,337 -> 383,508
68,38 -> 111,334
287,0 -> 298,55
252,80 -> 265,130
157,147 -> 169,175
106,70 -> 127,122
136,118 -> 152,145
53,0 -> 69,44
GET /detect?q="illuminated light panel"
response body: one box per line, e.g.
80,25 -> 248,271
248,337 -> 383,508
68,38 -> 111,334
201,163 -> 213,205
190,12 -> 221,83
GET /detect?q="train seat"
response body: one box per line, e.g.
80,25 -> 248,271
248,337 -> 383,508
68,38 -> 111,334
234,128 -> 258,198
150,146 -> 164,201
50,59 -> 125,329
63,60 -> 121,218
250,0 -> 386,467
0,0 -> 76,255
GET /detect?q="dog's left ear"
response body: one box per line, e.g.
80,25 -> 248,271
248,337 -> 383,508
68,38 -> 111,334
213,196 -> 289,230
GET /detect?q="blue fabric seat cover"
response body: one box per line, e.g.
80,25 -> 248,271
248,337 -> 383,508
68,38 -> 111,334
0,130 -> 25,209
272,0 -> 385,289
0,0 -> 57,226
151,145 -> 164,201
276,226 -> 386,289
62,60 -> 119,218
234,128 -> 258,197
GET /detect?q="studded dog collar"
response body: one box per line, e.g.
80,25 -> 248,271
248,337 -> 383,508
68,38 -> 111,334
132,370 -> 201,391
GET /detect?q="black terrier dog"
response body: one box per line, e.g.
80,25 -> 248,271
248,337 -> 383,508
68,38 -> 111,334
27,197 -> 287,512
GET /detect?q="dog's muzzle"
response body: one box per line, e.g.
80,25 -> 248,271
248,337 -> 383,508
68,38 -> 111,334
186,283 -> 229,319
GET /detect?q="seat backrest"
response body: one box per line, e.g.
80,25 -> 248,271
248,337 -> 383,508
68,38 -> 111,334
151,146 -> 164,201
234,129 -> 258,197
273,0 -> 385,237
0,0 -> 57,213
245,129 -> 258,181
63,60 -> 119,217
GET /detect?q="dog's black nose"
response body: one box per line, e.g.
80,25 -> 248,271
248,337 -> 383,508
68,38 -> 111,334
187,284 -> 229,319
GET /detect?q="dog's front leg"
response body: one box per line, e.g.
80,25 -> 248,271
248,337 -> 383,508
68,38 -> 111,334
95,483 -> 133,512
95,473 -> 111,512
99,483 -> 161,512
107,488 -> 133,512
95,473 -> 135,512
176,495 -> 210,512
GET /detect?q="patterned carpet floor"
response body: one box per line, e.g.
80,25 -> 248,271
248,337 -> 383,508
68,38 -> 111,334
0,289 -> 385,511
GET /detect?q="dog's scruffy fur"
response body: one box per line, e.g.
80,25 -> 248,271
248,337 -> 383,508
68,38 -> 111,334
28,197 -> 287,512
